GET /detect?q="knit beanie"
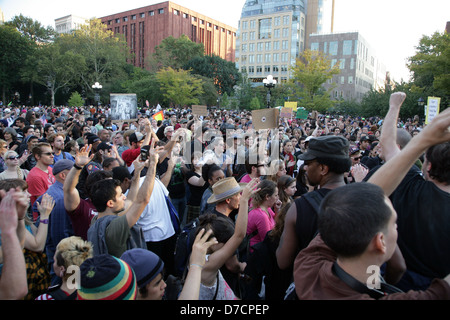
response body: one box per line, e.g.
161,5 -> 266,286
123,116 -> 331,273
77,254 -> 137,300
121,248 -> 164,289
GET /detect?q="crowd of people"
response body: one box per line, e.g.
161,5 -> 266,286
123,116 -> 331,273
0,91 -> 449,301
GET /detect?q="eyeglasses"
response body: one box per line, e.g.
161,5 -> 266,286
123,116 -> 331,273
7,156 -> 19,160
41,152 -> 53,156
352,156 -> 362,161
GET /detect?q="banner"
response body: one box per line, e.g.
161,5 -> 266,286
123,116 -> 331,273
252,108 -> 279,130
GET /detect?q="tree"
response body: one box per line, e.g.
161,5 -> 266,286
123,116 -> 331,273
290,49 -> 341,113
156,67 -> 204,107
5,14 -> 56,43
68,91 -> 85,107
249,97 -> 261,110
408,31 -> 449,110
0,25 -> 33,104
58,19 -> 130,99
147,35 -> 204,72
33,43 -> 85,106
184,54 -> 240,95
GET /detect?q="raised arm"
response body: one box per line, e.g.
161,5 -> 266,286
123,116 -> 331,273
125,140 -> 164,228
379,92 -> 407,162
368,107 -> 450,196
0,190 -> 28,299
63,144 -> 94,212
24,193 -> 55,252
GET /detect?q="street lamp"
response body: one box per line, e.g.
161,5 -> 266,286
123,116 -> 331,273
92,82 -> 102,109
263,75 -> 277,108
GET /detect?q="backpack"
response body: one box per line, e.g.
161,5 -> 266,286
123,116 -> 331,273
284,191 -> 326,300
173,217 -> 200,278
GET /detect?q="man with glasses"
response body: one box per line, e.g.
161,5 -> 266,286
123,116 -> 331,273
26,142 -> 56,217
276,136 -> 351,271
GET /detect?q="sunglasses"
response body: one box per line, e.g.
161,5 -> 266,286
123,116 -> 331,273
352,156 -> 362,160
7,156 -> 19,160
41,152 -> 53,156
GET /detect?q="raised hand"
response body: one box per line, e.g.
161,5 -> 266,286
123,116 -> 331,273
0,190 -> 19,233
75,144 -> 94,167
36,193 -> 55,220
189,228 -> 218,269
241,177 -> 261,201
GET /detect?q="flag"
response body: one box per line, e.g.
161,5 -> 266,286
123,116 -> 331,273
152,111 -> 164,121
146,100 -> 149,107
40,114 -> 47,125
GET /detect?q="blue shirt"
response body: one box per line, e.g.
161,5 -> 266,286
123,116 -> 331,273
50,152 -> 75,167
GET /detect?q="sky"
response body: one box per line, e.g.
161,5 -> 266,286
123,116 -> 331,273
1,0 -> 449,83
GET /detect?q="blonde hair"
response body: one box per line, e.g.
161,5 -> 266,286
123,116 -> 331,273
55,236 -> 93,281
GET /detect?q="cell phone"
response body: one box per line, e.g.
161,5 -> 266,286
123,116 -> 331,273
140,149 -> 149,161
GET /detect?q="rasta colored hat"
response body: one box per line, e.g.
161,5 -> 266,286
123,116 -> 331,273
207,177 -> 246,204
298,136 -> 350,161
77,254 -> 137,300
121,248 -> 164,289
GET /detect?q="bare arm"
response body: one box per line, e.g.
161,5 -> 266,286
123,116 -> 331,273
368,107 -> 450,196
178,229 -> 217,300
0,191 -> 28,300
160,157 -> 176,188
379,92 -> 406,162
276,202 -> 299,270
24,194 -> 55,252
64,144 -> 94,212
125,141 -> 164,228
123,157 -> 146,203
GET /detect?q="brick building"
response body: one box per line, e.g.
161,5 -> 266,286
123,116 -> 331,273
100,1 -> 236,69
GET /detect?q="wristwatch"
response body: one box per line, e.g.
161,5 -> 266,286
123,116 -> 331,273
40,219 -> 49,224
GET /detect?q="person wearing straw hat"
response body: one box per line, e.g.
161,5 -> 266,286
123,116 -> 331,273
206,177 -> 247,221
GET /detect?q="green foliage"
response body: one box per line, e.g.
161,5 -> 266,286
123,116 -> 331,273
290,50 -> 340,113
249,96 -> 261,110
184,54 -> 240,95
147,35 -> 204,72
156,67 -> 204,107
68,91 -> 85,107
5,14 -> 56,43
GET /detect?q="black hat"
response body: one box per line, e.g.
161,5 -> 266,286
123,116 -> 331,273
298,136 -> 350,161
129,132 -> 145,144
97,142 -> 112,152
86,134 -> 101,145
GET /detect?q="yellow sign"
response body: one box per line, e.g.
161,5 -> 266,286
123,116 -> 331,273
284,101 -> 297,112
425,97 -> 440,124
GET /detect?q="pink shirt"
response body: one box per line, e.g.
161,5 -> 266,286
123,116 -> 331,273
247,207 -> 276,249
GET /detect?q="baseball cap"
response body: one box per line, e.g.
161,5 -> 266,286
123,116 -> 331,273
52,159 -> 74,175
129,132 -> 145,144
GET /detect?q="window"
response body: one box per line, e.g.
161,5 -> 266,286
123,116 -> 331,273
273,65 -> 279,72
249,43 -> 255,52
257,54 -> 262,63
265,54 -> 271,63
242,32 -> 248,41
265,65 -> 271,72
274,29 -> 280,38
348,76 -> 353,84
250,20 -> 256,29
339,58 -> 345,69
274,16 -> 281,26
131,15 -> 136,20
350,58 -> 355,69
281,52 -> 288,62
343,40 -> 352,55
241,44 -> 247,52
273,53 -> 279,62
249,54 -> 255,63
265,42 -> 271,50
123,17 -> 128,22
256,66 -> 262,73
149,11 -> 154,16
340,76 -> 345,84
183,13 -> 188,19
331,59 -> 337,68
248,66 -> 254,73
310,42 -> 319,51
242,21 -> 248,30
329,41 -> 338,55
258,18 -> 272,39
282,28 -> 289,37
273,41 -> 280,50
281,65 -> 288,72
282,40 -> 289,50
257,42 -> 263,51
140,13 -> 145,18
115,18 -> 120,23
173,10 -> 179,16
283,15 -> 289,25
249,31 -> 255,40
158,8 -> 164,14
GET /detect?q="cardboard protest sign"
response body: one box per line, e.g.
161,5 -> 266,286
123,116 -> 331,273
280,107 -> 293,119
252,108 -> 279,130
192,105 -> 208,116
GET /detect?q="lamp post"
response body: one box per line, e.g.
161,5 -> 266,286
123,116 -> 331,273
418,97 -> 425,118
92,82 -> 102,111
263,75 -> 277,108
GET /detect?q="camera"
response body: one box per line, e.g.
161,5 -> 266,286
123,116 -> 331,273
140,148 -> 149,161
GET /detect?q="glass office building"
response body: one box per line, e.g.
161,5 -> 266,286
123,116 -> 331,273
236,0 -> 308,84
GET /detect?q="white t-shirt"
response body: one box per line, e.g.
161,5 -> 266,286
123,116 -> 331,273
134,177 -> 175,242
